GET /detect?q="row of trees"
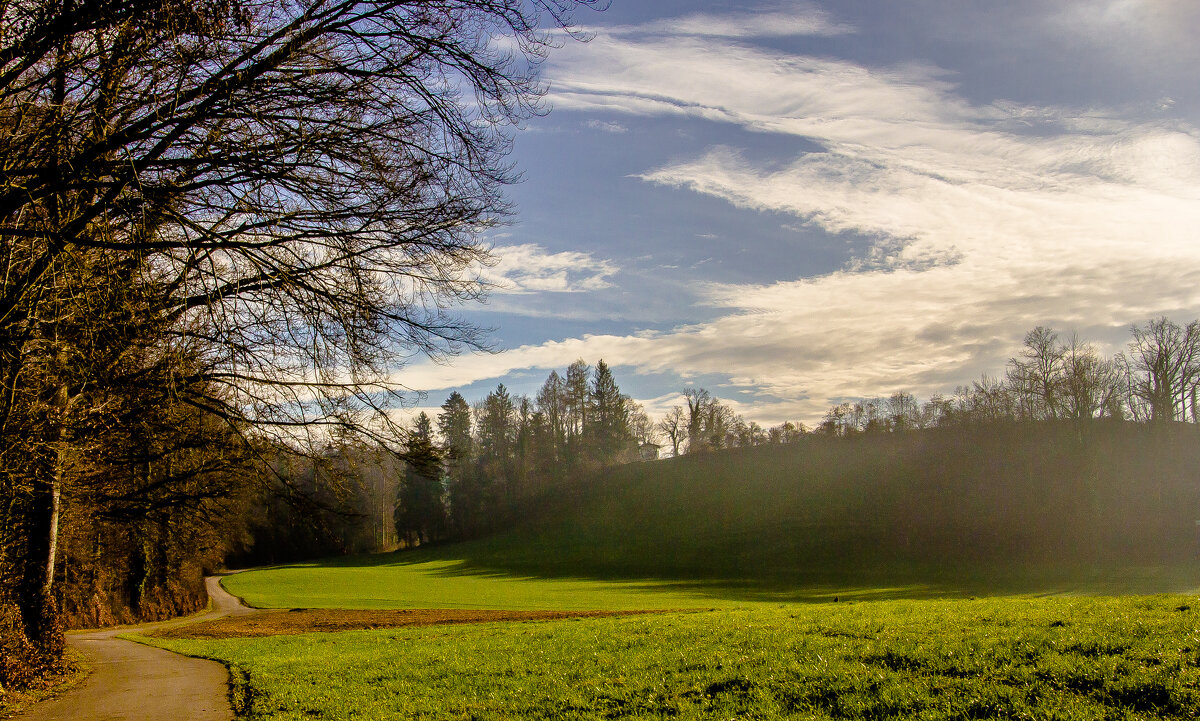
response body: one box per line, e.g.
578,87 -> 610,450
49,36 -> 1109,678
655,388 -> 806,456
623,317 -> 1200,459
0,0 -> 598,690
816,318 -> 1200,436
394,359 -> 646,544
246,317 -> 1200,568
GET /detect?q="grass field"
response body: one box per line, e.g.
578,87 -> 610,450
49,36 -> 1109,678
155,434 -> 1200,719
148,594 -> 1200,720
224,537 -> 1200,611
220,555 -> 751,611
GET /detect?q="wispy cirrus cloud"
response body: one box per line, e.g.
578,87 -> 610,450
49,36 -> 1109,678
585,119 -> 628,133
404,9 -> 1200,424
621,2 -> 854,39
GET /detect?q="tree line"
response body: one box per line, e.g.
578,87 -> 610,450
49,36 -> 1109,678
655,388 -> 806,457
226,359 -> 652,565
813,318 -> 1200,436
372,317 -> 1200,561
395,359 -> 647,545
235,316 -> 1200,571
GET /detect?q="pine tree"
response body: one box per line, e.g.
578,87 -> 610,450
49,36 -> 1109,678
536,371 -> 567,465
476,385 -> 516,518
395,413 -> 445,547
438,392 -> 477,538
588,360 -> 633,464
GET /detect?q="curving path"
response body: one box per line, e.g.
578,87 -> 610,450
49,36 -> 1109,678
16,575 -> 257,721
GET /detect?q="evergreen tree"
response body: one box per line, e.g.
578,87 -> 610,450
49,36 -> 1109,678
536,371 -> 567,465
563,360 -> 591,469
527,409 -> 558,491
438,392 -> 473,464
395,413 -> 445,546
438,392 -> 478,537
588,360 -> 632,463
513,396 -> 534,500
564,360 -> 591,444
476,384 -> 516,516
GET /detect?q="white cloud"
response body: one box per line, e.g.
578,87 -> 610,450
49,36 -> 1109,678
623,3 -> 854,39
397,13 -> 1200,425
483,243 -> 618,295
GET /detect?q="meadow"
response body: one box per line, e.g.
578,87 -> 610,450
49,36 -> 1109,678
145,428 -> 1200,719
149,593 -> 1200,720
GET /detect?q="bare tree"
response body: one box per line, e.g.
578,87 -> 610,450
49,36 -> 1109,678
628,402 -> 658,446
657,406 -> 686,458
1058,333 -> 1123,423
683,388 -> 711,452
885,391 -> 920,431
1125,317 -> 1200,423
767,421 -> 805,444
1006,326 -> 1065,420
0,0 -> 602,665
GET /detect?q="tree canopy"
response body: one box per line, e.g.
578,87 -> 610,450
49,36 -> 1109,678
0,0 -> 601,686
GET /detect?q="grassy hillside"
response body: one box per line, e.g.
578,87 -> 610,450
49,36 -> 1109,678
228,421 -> 1200,606
441,422 -> 1200,588
150,422 -> 1200,721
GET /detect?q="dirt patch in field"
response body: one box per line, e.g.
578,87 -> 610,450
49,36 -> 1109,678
151,608 -> 671,639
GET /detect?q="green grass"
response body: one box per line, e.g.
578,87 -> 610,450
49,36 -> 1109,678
222,556 -> 750,611
196,433 -> 1200,719
225,547 -> 1200,611
147,595 -> 1200,720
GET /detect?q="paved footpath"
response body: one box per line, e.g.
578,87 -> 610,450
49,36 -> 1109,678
16,576 -> 257,721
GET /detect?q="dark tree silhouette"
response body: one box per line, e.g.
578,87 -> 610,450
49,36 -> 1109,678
395,413 -> 446,546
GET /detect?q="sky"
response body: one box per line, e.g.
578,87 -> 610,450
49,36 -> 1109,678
396,0 -> 1200,427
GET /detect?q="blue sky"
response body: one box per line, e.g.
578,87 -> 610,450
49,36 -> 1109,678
397,0 -> 1200,426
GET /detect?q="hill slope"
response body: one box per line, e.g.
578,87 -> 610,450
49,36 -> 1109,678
439,421 -> 1200,592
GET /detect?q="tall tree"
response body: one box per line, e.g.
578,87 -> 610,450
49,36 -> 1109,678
586,360 -> 630,463
438,391 -> 477,537
683,388 -> 711,452
475,384 -> 516,519
628,402 -> 658,447
563,359 -> 591,446
1006,327 -> 1065,420
395,413 -> 445,547
535,370 -> 567,465
1126,317 -> 1200,423
0,0 -> 601,667
1059,334 -> 1123,425
657,406 -> 686,457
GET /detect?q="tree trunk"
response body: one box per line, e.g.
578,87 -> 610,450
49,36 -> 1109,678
27,382 -> 69,652
43,465 -> 61,600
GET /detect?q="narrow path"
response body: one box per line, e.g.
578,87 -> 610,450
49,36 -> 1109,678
15,575 -> 257,721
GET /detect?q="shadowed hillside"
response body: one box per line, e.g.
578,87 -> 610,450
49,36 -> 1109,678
428,421 -> 1200,592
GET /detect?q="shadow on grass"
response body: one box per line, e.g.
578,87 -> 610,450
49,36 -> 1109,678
263,538 -> 1200,605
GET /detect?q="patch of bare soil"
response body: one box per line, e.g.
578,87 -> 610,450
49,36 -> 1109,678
151,608 -> 671,639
